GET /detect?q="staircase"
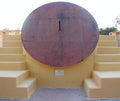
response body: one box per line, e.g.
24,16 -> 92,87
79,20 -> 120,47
84,34 -> 120,98
0,33 -> 36,98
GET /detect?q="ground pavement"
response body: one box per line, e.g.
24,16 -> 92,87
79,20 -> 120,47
0,88 -> 120,101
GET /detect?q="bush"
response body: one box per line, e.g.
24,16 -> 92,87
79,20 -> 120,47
99,27 -> 118,35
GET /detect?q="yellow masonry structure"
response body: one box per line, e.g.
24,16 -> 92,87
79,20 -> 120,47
0,30 -> 120,98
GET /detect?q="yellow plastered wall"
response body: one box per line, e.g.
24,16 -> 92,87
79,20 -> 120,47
25,50 -> 95,88
0,31 -> 3,47
0,35 -> 2,47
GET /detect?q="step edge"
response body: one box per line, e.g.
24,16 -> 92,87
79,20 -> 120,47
17,78 -> 36,88
96,62 -> 120,64
84,78 -> 100,89
0,70 -> 28,78
93,71 -> 120,78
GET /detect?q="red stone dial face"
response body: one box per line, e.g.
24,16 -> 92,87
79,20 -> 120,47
21,2 -> 99,67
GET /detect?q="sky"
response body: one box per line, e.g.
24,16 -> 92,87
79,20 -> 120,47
0,0 -> 120,30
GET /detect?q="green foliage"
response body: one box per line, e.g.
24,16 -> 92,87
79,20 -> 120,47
99,27 -> 118,35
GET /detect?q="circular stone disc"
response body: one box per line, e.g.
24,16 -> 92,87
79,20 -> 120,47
21,2 -> 99,67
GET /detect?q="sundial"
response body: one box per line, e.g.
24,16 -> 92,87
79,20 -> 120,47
21,2 -> 99,67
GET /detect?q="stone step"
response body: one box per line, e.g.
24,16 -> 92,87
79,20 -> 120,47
84,79 -> 100,98
93,71 -> 120,88
0,70 -> 36,98
0,70 -> 29,86
0,54 -> 25,61
5,35 -> 21,40
0,70 -> 29,84
0,70 -> 28,78
0,47 -> 23,54
0,61 -> 26,70
95,54 -> 120,62
93,71 -> 120,79
16,70 -> 29,85
97,40 -> 118,47
95,62 -> 120,71
84,71 -> 120,98
84,78 -> 99,89
3,40 -> 22,47
97,47 -> 120,54
17,78 -> 36,98
99,35 -> 116,40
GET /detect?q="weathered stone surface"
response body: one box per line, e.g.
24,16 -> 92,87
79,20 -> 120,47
21,2 -> 99,67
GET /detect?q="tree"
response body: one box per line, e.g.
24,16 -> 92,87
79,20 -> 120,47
99,27 -> 118,35
113,16 -> 120,28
